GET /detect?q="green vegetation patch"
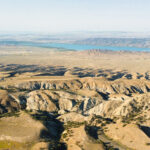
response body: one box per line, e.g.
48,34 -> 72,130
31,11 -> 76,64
64,121 -> 86,130
0,111 -> 20,118
0,140 -> 33,150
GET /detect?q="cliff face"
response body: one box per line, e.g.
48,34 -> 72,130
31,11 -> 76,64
0,90 -> 21,113
11,76 -> 150,94
1,75 -> 150,150
1,78 -> 150,118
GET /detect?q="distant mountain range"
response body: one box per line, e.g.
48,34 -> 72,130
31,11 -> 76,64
74,38 -> 150,48
1,31 -> 150,48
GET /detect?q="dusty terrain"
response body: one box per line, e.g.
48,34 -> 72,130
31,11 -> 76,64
1,45 -> 150,73
0,46 -> 150,149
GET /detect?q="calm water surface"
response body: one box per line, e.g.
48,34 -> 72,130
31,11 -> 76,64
0,41 -> 150,52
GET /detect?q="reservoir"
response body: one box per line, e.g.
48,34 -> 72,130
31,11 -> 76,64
0,41 -> 150,52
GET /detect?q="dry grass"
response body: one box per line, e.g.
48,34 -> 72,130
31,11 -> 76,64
1,46 -> 150,73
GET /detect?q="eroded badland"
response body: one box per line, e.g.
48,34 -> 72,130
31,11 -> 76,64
0,46 -> 150,150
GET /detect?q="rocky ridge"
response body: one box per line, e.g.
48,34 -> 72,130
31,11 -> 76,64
0,73 -> 150,149
1,77 -> 150,118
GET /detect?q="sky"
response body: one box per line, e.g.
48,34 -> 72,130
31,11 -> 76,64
0,0 -> 150,33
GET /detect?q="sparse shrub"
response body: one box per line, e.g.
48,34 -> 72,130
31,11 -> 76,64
0,111 -> 20,118
122,123 -> 127,127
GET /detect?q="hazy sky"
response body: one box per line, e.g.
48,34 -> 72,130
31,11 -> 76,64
0,0 -> 150,33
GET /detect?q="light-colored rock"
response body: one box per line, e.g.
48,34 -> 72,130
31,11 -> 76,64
59,98 -> 76,111
26,91 -> 58,112
0,90 -> 20,114
81,97 -> 102,112
58,109 -> 67,115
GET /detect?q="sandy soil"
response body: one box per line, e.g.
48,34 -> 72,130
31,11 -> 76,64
0,46 -> 150,73
105,121 -> 150,150
0,46 -> 150,150
62,125 -> 104,150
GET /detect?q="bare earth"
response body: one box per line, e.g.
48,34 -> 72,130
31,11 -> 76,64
0,46 -> 150,150
0,46 -> 150,73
